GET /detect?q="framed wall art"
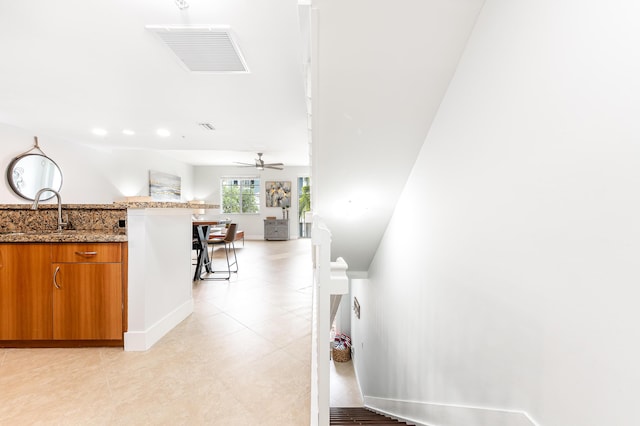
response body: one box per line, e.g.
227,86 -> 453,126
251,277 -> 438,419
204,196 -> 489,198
149,170 -> 181,201
265,181 -> 291,207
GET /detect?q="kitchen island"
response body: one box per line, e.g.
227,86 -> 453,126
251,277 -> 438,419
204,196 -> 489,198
0,201 -> 218,351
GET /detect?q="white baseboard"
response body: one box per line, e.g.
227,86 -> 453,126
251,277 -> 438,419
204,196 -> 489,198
249,235 -> 302,240
364,396 -> 539,426
124,298 -> 194,351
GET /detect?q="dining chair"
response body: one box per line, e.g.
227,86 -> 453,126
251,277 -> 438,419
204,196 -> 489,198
203,223 -> 238,280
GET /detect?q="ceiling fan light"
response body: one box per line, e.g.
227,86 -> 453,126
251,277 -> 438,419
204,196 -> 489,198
233,152 -> 283,170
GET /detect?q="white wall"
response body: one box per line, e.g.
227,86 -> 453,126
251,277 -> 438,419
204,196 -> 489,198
193,165 -> 310,239
0,123 -> 195,204
354,1 -> 640,425
125,208 -> 194,351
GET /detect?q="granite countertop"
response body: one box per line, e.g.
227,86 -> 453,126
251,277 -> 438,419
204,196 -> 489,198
0,230 -> 127,243
0,201 -> 219,242
0,202 -> 219,210
114,201 -> 219,209
0,204 -> 123,210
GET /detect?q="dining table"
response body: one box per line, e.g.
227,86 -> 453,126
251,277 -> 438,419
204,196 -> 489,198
192,224 -> 212,281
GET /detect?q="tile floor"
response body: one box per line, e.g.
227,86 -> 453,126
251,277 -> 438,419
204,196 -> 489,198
0,239 -> 318,425
330,360 -> 363,408
0,238 -> 362,425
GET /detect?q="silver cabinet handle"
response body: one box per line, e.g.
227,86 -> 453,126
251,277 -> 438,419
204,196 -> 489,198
53,266 -> 61,289
75,251 -> 97,256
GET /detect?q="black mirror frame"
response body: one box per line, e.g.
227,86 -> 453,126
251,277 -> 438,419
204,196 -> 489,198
6,152 -> 63,201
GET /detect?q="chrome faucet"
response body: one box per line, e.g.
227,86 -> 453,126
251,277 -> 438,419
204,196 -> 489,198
31,188 -> 67,231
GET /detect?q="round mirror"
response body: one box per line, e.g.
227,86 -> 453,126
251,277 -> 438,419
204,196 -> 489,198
6,153 -> 63,201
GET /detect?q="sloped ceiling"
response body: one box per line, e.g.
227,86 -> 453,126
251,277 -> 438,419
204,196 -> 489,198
311,0 -> 485,271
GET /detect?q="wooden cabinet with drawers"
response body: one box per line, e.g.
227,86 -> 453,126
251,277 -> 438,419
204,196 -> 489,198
0,242 -> 127,344
264,219 -> 289,241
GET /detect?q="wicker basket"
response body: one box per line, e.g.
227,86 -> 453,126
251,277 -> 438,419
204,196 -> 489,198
332,345 -> 351,362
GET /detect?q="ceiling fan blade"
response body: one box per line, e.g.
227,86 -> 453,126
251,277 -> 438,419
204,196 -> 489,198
234,154 -> 284,170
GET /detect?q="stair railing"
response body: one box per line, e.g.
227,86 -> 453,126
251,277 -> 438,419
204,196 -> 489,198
310,215 -> 349,426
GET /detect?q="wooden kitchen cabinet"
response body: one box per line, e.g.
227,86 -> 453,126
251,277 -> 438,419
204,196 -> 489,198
0,242 -> 126,345
52,243 -> 123,340
51,263 -> 122,339
0,244 -> 53,340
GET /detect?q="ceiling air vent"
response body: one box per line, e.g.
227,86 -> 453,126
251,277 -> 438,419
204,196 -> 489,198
197,122 -> 216,131
146,25 -> 249,73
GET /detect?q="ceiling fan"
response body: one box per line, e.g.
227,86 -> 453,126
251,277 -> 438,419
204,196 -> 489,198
234,153 -> 284,170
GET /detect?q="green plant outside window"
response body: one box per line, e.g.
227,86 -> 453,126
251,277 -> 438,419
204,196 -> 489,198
221,178 -> 260,214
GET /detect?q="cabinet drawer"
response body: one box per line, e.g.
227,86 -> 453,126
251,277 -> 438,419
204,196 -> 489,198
270,226 -> 287,234
52,243 -> 122,263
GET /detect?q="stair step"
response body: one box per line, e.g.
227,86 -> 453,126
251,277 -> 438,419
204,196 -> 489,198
330,407 -> 411,425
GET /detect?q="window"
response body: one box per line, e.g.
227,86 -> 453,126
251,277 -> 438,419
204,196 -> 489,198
221,177 -> 260,214
298,176 -> 311,237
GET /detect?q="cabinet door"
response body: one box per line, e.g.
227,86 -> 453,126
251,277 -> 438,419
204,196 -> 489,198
275,225 -> 289,237
52,263 -> 122,340
0,244 -> 52,340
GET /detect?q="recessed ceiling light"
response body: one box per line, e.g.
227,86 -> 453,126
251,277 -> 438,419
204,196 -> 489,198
122,129 -> 135,136
156,128 -> 171,137
92,128 -> 108,136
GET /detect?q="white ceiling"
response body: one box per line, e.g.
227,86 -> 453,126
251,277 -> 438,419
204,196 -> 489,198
0,0 -> 310,166
0,0 -> 487,271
